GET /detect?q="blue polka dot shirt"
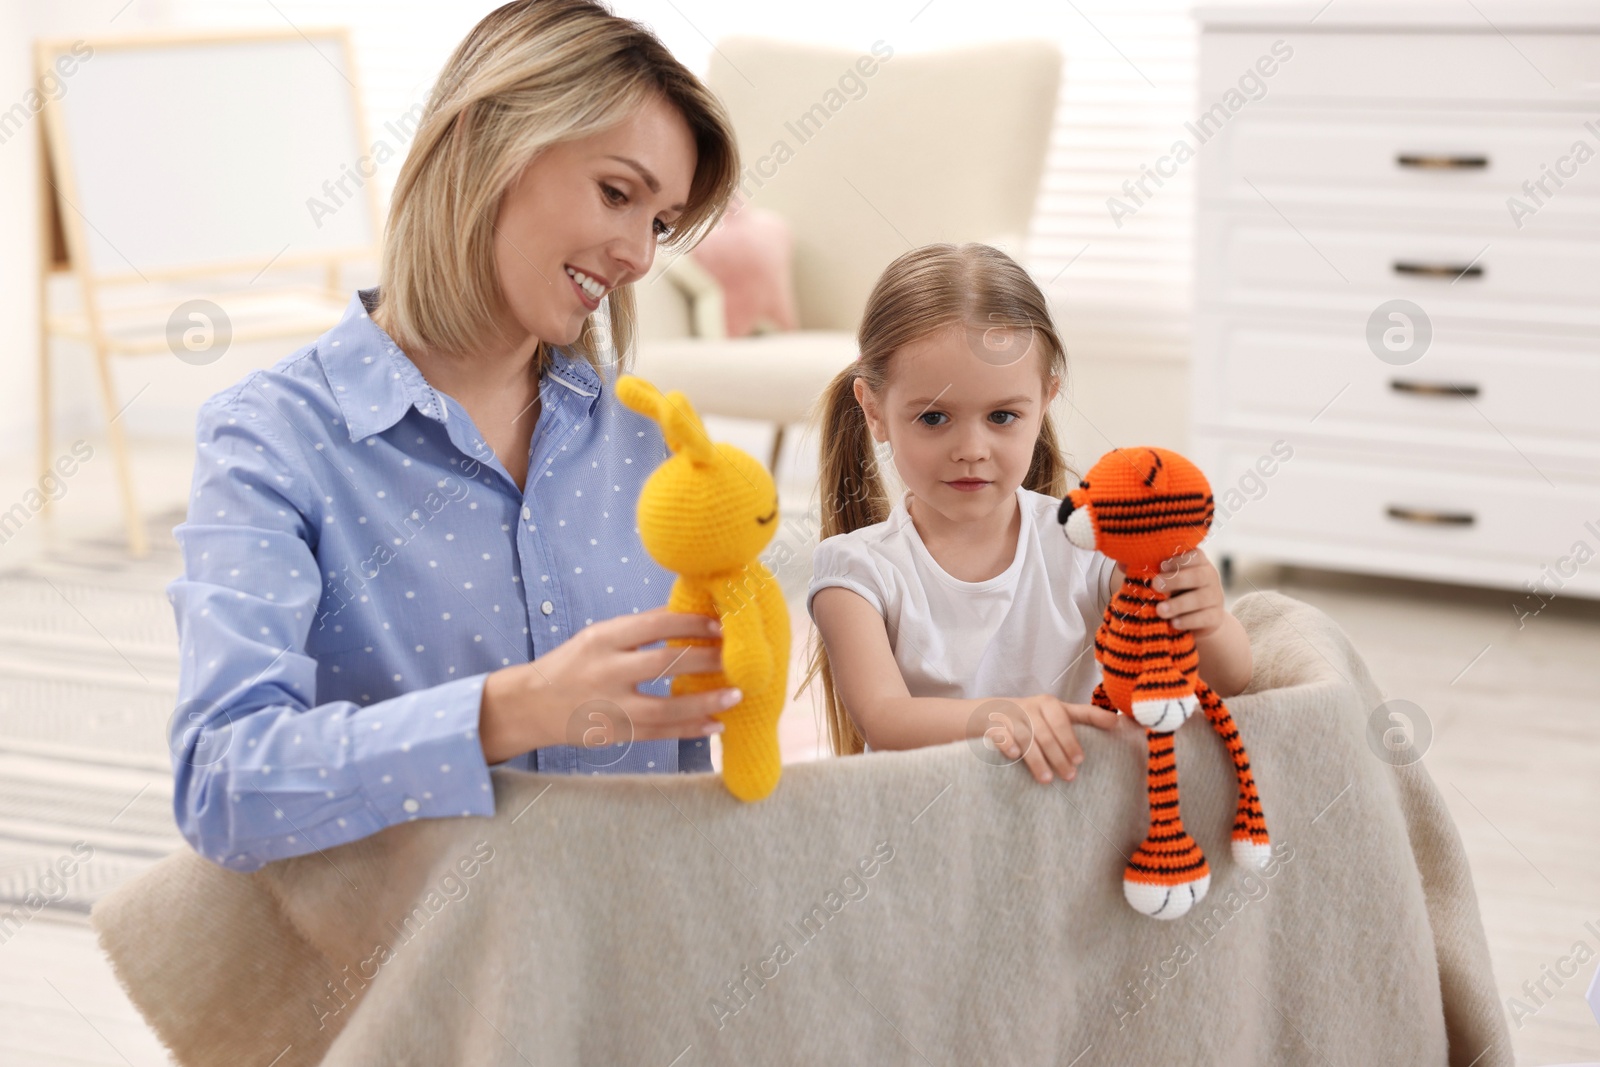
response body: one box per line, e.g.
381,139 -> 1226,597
166,289 -> 711,872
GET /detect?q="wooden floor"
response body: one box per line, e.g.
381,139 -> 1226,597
1242,562 -> 1600,1065
2,436 -> 1597,1065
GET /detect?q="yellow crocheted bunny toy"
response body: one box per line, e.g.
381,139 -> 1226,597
615,374 -> 789,801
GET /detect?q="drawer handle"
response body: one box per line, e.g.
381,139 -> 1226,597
1393,261 -> 1484,280
1389,379 -> 1480,399
1386,505 -> 1475,527
1396,153 -> 1489,170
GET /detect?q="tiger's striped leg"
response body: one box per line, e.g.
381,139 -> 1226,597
1123,727 -> 1210,920
1195,679 -> 1271,870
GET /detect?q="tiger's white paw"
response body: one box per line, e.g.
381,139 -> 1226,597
1232,839 -> 1273,871
1131,694 -> 1199,732
1125,873 -> 1211,920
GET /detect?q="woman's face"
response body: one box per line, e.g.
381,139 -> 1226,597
856,323 -> 1058,525
492,92 -> 698,348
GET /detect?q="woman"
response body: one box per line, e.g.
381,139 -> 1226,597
166,0 -> 742,872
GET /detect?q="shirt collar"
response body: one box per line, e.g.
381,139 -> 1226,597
318,289 -> 447,443
319,288 -> 605,442
545,342 -> 603,413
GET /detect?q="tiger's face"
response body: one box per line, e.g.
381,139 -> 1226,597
1056,447 -> 1214,574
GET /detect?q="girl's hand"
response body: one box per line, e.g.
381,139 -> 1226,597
981,693 -> 1122,785
1153,548 -> 1226,638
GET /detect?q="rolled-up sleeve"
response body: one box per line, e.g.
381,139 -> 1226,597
1090,551 -> 1117,615
805,534 -> 885,621
167,391 -> 494,872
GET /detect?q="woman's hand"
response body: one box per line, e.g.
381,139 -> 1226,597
980,693 -> 1122,785
478,606 -> 740,764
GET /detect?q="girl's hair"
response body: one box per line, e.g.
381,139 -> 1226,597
799,243 -> 1078,756
374,0 -> 740,369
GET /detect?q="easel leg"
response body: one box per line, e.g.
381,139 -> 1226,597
38,314 -> 52,522
92,340 -> 147,557
36,108 -> 53,525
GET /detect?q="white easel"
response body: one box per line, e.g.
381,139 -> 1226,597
35,28 -> 382,555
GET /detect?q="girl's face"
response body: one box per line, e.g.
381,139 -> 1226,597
492,92 -> 698,348
855,322 -> 1058,524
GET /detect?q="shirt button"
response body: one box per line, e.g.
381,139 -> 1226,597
540,600 -> 554,615
522,506 -> 531,521
402,797 -> 420,813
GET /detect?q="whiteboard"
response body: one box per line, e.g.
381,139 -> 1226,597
42,31 -> 378,281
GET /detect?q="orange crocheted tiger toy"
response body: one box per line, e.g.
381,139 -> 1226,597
1057,447 -> 1271,920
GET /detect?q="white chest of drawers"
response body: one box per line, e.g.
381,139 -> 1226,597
1191,2 -> 1600,604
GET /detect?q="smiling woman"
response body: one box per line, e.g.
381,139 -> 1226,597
165,0 -> 746,873
487,95 -> 698,376
374,0 -> 737,365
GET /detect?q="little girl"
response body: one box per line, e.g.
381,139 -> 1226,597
802,243 -> 1252,784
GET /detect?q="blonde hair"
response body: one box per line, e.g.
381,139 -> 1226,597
374,0 -> 740,369
800,243 -> 1078,756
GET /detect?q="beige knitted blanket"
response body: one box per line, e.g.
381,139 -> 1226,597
92,590 -> 1511,1066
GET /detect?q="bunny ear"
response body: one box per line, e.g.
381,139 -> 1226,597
658,390 -> 716,464
614,375 -> 716,463
615,374 -> 665,425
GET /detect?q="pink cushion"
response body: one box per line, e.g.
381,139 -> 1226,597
688,200 -> 798,338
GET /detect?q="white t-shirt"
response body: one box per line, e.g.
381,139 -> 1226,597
805,485 -> 1118,709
